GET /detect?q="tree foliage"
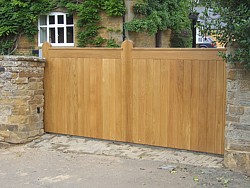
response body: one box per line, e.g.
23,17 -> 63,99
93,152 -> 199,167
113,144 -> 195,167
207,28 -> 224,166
200,0 -> 250,68
125,0 -> 192,47
171,30 -> 192,48
125,0 -> 184,34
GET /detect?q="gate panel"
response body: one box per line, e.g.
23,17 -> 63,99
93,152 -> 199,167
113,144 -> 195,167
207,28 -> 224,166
43,41 -> 226,154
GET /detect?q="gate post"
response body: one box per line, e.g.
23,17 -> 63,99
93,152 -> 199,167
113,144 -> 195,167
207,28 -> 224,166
121,40 -> 133,141
224,63 -> 250,174
0,56 -> 45,143
42,42 -> 52,59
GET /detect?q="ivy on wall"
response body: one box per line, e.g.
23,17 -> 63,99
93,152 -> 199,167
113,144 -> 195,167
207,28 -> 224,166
0,0 -> 125,54
125,0 -> 192,47
63,0 -> 125,47
0,0 -> 51,54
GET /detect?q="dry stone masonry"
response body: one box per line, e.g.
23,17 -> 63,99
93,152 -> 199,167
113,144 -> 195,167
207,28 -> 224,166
225,64 -> 250,174
0,56 -> 45,143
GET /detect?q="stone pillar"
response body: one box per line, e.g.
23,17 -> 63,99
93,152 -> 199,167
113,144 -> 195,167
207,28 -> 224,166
0,56 -> 45,143
225,64 -> 250,174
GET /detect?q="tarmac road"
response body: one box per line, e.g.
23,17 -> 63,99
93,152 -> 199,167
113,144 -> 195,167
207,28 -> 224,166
0,134 -> 249,188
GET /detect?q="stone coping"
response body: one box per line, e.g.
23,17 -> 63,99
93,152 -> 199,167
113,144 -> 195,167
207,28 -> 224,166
0,55 -> 45,63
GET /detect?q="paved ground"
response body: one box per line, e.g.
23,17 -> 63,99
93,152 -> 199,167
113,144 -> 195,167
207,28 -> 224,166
0,134 -> 249,188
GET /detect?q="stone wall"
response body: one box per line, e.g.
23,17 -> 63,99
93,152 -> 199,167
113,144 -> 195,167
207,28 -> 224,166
0,56 -> 45,143
128,30 -> 171,48
99,12 -> 123,45
15,36 -> 37,55
224,64 -> 250,174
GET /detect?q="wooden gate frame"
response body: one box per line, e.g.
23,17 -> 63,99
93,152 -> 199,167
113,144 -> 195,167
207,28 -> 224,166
43,40 -> 226,154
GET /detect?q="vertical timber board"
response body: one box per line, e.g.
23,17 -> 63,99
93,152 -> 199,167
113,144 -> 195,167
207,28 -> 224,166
198,60 -> 208,152
42,42 -> 51,60
167,60 -> 177,148
152,59 -> 161,146
190,60 -> 200,151
215,60 -> 226,154
83,58 -> 91,137
114,59 -> 123,141
145,59 -> 153,144
135,59 -> 147,144
43,57 -> 55,133
132,58 -> 139,143
65,58 -> 78,135
182,60 -> 192,150
77,57 -> 86,136
89,58 -> 98,138
102,59 -> 110,139
95,58 -> 104,139
160,59 -> 170,147
206,60 -> 217,153
42,42 -> 52,133
175,60 -> 184,149
121,40 -> 133,142
108,59 -> 116,140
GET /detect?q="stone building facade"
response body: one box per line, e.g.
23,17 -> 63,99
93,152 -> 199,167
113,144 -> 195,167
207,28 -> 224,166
224,63 -> 250,174
0,56 -> 45,143
15,0 -> 171,55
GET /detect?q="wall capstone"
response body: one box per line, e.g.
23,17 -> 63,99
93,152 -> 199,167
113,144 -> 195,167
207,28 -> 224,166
0,56 -> 45,143
225,63 -> 250,175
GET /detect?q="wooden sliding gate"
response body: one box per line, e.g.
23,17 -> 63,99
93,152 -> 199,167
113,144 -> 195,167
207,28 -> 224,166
43,40 -> 226,154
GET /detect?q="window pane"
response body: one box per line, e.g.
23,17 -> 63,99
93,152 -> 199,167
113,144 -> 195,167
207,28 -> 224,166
40,15 -> 47,25
40,27 -> 47,43
66,15 -> 73,25
49,28 -> 55,43
49,15 -> 55,24
58,15 -> 64,24
58,28 -> 64,43
67,27 -> 74,43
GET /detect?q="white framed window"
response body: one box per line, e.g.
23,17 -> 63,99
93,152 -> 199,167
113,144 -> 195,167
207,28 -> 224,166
38,12 -> 74,47
198,37 -> 202,42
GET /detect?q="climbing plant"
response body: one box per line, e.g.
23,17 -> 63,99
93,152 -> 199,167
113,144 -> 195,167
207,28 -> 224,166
0,0 -> 51,54
0,0 -> 126,54
125,0 -> 192,47
62,0 -> 125,47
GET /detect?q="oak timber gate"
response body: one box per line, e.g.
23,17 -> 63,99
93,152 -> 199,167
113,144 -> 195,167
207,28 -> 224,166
43,40 -> 226,154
